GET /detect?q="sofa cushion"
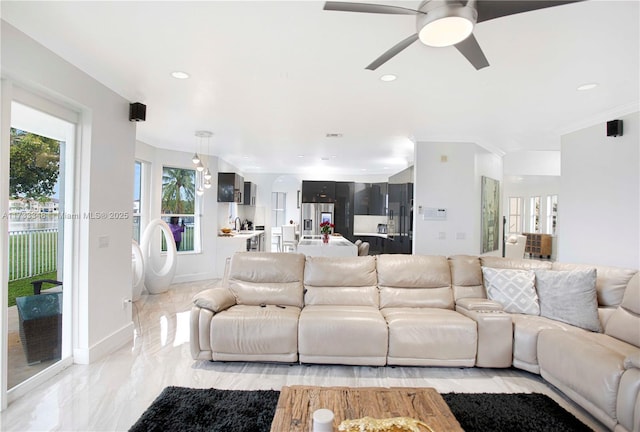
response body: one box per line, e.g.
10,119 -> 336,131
535,268 -> 601,332
228,252 -> 305,308
210,304 -> 300,362
383,307 -> 477,366
298,305 -> 388,366
377,255 -> 453,309
482,267 -> 539,315
480,256 -> 552,271
553,262 -> 637,307
605,272 -> 640,347
511,314 -> 582,374
449,255 -> 485,300
303,256 -> 378,306
538,330 -> 639,427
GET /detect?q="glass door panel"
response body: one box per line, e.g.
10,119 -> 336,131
7,102 -> 73,390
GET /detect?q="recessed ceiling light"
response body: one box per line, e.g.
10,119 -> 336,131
380,74 -> 397,82
297,155 -> 305,158
326,133 -> 343,138
577,82 -> 598,91
171,71 -> 190,79
321,157 -> 330,161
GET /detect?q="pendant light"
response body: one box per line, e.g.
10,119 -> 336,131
194,130 -> 213,193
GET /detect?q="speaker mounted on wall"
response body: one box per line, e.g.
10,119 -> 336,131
129,102 -> 146,122
607,119 -> 623,137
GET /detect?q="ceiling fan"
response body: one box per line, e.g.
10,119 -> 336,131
324,0 -> 584,70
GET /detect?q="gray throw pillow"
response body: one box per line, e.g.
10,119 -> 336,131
482,267 -> 539,315
534,268 -> 601,332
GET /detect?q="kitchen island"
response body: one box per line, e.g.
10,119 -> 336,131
216,230 -> 265,277
296,235 -> 357,257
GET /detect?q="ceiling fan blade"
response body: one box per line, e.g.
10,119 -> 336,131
366,33 -> 419,70
323,1 -> 420,15
475,0 -> 585,23
454,34 -> 490,70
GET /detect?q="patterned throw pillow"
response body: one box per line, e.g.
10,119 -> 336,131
482,267 -> 540,315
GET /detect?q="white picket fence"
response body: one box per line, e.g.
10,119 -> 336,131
8,229 -> 58,282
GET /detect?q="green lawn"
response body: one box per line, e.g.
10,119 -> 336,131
8,271 -> 58,308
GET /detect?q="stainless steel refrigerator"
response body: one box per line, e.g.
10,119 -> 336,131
301,203 -> 334,236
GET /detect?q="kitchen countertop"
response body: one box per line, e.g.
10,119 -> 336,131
297,235 -> 358,257
218,230 -> 264,239
353,232 -> 388,239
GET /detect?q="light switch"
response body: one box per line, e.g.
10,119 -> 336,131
98,235 -> 110,248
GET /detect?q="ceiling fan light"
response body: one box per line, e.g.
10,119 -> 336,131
419,16 -> 473,47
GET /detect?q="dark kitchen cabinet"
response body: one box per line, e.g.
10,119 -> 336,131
370,182 -> 387,216
243,181 -> 257,206
334,182 -> 354,241
387,168 -> 413,254
218,172 -> 244,203
301,180 -> 336,203
354,182 -> 387,215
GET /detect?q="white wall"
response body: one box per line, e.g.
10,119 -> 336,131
1,22 -> 135,363
414,142 -> 502,256
135,143 -> 220,282
559,111 -> 639,269
503,151 -> 561,176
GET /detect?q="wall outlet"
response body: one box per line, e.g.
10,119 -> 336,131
122,298 -> 132,309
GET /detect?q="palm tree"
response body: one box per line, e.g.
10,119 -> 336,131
162,168 -> 195,214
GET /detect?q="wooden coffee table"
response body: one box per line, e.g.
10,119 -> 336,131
270,385 -> 463,431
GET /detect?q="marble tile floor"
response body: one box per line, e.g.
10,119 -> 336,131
1,279 -> 606,431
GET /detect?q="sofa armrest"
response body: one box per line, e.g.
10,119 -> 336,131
617,355 -> 640,432
193,287 -> 236,313
456,307 -> 513,368
624,352 -> 640,370
456,297 -> 504,312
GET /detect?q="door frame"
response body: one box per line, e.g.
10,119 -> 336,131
1,81 -> 81,409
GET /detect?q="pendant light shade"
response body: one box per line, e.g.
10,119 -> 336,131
196,161 -> 205,172
204,168 -> 212,180
192,153 -> 200,164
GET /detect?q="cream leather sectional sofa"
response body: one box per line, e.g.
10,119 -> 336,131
190,252 -> 639,432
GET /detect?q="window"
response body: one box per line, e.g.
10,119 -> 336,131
529,196 -> 541,233
508,197 -> 522,234
546,195 -> 558,235
161,166 -> 197,252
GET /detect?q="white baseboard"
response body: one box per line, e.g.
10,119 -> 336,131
73,322 -> 134,364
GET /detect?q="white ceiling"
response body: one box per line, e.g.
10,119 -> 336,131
2,1 -> 638,176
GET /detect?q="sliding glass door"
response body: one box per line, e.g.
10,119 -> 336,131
1,86 -> 78,407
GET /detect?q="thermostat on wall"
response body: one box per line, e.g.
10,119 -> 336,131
423,207 -> 447,221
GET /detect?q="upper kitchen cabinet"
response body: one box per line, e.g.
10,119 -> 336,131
243,181 -> 257,206
354,182 -> 387,215
370,182 -> 387,216
301,180 -> 335,203
218,172 -> 244,203
334,182 -> 354,241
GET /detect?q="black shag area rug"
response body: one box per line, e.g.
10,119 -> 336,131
129,387 -> 592,432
